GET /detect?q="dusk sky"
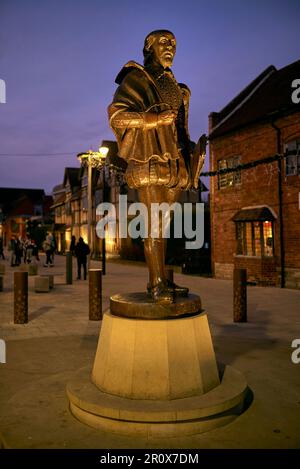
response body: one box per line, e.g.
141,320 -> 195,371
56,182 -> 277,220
0,0 -> 299,194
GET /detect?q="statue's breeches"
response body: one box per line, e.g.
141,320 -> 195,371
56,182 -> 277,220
125,156 -> 190,190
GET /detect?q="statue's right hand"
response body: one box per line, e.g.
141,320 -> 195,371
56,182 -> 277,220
158,110 -> 175,126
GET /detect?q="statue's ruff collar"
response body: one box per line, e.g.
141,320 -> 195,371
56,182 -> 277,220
114,60 -> 174,85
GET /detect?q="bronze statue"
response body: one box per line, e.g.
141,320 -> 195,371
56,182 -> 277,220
108,30 -> 206,304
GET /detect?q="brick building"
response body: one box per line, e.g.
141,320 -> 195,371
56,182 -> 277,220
0,187 -> 53,246
209,59 -> 300,288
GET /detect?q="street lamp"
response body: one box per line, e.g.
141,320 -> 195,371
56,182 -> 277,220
77,143 -> 112,275
99,145 -> 109,276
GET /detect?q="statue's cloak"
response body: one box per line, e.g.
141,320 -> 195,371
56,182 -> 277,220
108,61 -> 191,164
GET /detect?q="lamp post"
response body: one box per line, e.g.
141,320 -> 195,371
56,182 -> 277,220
77,145 -> 109,274
99,146 -> 109,275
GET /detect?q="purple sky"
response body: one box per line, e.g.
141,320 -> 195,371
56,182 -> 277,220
0,0 -> 299,194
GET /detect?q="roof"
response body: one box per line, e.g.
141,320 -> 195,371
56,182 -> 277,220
209,59 -> 300,139
52,183 -> 65,194
232,206 -> 276,222
0,187 -> 45,212
63,168 -> 80,188
51,193 -> 66,208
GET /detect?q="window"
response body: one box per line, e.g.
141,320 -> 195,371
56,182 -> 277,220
65,201 -> 71,216
218,156 -> 241,189
34,204 -> 43,216
10,219 -> 19,233
236,220 -> 274,257
82,196 -> 88,211
285,139 -> 300,176
74,210 -> 80,224
94,189 -> 102,206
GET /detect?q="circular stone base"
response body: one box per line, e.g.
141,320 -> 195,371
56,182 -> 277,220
110,292 -> 201,319
67,364 -> 248,437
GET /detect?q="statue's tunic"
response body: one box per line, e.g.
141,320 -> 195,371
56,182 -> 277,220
108,61 -> 192,190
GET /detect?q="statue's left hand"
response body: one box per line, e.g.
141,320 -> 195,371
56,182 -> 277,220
198,134 -> 207,156
191,133 -> 207,190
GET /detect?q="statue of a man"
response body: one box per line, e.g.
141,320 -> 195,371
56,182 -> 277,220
108,30 -> 205,304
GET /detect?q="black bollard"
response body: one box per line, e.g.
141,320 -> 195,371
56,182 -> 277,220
166,268 -> 174,284
14,271 -> 28,324
233,268 -> 247,322
102,238 -> 106,276
66,251 -> 73,285
89,269 -> 102,320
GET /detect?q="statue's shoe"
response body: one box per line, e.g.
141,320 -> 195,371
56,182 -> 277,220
147,280 -> 189,298
149,282 -> 174,304
166,280 -> 189,297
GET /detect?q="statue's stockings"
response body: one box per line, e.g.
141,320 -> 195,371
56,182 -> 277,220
138,185 -> 181,288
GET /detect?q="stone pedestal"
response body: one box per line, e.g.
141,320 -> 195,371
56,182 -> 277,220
110,292 -> 201,319
28,263 -> 38,276
35,276 -> 50,293
41,274 -> 54,289
19,263 -> 38,275
67,293 -> 248,437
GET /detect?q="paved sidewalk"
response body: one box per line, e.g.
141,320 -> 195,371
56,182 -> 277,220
0,254 -> 300,448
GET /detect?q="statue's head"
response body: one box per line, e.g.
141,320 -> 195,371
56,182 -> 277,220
143,30 -> 176,68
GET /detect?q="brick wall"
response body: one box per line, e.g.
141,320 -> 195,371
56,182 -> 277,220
210,112 -> 300,285
234,255 -> 278,286
214,262 -> 234,279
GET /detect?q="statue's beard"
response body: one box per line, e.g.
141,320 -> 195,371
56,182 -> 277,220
150,56 -> 173,70
161,58 -> 173,68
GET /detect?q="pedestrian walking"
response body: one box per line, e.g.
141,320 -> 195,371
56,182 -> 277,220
43,233 -> 54,267
74,237 -> 90,280
70,235 -> 76,256
0,237 -> 5,260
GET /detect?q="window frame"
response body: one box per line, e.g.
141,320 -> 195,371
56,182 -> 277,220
236,220 -> 275,258
218,156 -> 241,189
284,139 -> 300,176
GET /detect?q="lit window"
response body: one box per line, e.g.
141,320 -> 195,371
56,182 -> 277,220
218,156 -> 241,189
236,220 -> 274,257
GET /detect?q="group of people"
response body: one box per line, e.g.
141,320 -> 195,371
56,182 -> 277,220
0,237 -> 5,260
3,232 -> 55,268
1,232 -> 90,279
8,236 -> 39,267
